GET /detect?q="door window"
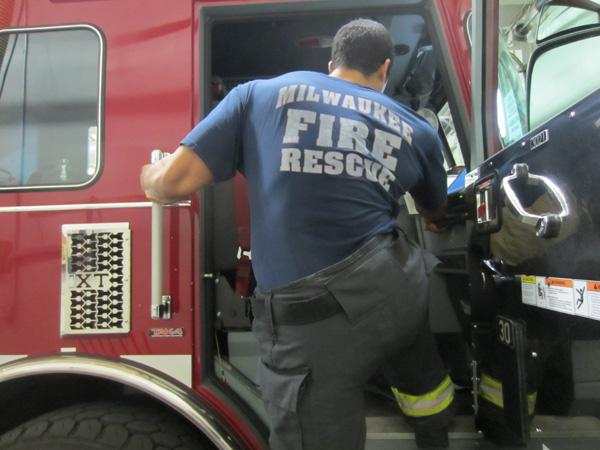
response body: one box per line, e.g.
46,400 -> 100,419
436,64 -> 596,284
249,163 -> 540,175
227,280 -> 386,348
496,34 -> 527,146
493,0 -> 600,147
464,8 -> 529,152
0,26 -> 104,190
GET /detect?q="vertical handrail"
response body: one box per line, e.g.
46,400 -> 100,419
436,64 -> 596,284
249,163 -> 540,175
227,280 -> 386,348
150,150 -> 171,320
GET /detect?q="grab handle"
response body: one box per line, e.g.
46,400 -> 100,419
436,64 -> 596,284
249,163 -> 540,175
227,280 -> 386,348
150,150 -> 172,320
500,163 -> 569,239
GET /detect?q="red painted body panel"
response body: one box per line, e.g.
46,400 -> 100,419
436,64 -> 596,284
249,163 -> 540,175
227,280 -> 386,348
0,2 -> 261,447
1,0 -> 195,357
435,0 -> 472,120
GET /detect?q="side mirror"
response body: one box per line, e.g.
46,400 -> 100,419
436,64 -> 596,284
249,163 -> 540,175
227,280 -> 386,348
537,1 -> 600,42
528,30 -> 600,129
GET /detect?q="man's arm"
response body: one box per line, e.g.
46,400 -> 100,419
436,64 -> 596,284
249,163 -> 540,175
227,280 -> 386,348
140,145 -> 214,204
415,199 -> 448,233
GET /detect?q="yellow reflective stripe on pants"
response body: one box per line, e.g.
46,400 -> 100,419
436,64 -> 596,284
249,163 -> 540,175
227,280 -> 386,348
479,373 -> 503,409
391,375 -> 455,417
479,373 -> 537,415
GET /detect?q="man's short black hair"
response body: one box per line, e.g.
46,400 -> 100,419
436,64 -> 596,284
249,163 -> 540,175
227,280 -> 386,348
331,19 -> 394,77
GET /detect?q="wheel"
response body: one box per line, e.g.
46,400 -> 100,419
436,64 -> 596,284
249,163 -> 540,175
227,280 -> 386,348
0,400 -> 215,450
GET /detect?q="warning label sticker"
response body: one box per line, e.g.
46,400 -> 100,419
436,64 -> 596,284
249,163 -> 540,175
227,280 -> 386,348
521,276 -> 600,322
586,281 -> 600,321
545,278 -> 574,315
521,276 -> 537,306
574,280 -> 589,318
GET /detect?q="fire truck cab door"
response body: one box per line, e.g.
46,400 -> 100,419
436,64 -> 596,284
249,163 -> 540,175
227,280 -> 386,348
469,0 -> 600,446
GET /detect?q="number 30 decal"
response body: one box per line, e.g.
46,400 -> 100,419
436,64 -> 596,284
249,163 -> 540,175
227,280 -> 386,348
497,316 -> 515,349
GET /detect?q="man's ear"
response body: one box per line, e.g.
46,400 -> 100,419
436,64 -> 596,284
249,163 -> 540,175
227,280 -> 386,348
328,61 -> 333,73
379,59 -> 391,83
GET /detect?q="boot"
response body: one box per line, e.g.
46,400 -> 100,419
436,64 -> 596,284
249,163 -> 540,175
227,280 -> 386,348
413,425 -> 449,449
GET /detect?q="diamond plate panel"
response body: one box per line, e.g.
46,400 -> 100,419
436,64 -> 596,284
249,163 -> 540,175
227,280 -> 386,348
61,223 -> 131,335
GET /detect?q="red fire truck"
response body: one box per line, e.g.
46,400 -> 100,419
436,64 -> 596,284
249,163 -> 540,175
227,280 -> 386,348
1,0 -> 600,448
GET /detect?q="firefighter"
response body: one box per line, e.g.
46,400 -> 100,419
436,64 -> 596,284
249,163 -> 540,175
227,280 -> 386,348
141,18 -> 454,450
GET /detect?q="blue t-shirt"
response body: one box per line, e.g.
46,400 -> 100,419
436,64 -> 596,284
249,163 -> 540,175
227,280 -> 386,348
182,71 -> 446,290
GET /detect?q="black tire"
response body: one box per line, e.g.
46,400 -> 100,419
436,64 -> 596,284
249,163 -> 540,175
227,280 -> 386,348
0,400 -> 215,450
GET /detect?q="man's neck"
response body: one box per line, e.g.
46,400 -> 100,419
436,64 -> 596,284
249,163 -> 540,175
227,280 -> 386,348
328,67 -> 382,92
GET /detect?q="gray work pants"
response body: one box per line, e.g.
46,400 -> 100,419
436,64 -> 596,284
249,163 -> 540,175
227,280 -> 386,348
251,231 -> 447,450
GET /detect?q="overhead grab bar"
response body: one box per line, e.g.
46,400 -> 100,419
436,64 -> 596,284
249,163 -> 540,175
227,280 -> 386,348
501,163 -> 569,239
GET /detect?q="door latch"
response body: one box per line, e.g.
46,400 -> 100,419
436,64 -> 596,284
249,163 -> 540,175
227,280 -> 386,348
501,163 -> 569,239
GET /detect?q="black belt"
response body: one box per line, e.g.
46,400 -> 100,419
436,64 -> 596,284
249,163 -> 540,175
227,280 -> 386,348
251,290 -> 343,326
251,231 -> 402,326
